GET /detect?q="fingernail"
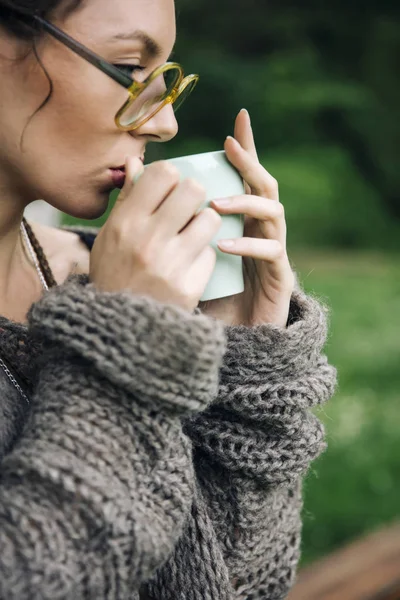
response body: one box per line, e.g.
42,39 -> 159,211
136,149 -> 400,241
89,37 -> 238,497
212,198 -> 231,208
218,239 -> 235,249
240,108 -> 251,122
226,136 -> 241,148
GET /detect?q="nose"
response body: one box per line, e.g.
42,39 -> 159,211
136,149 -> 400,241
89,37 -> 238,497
133,101 -> 179,142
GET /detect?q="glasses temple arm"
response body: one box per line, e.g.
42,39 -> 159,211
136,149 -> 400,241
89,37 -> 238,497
32,15 -> 133,89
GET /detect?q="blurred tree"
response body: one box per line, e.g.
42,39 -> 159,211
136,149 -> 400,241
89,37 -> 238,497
170,0 -> 400,232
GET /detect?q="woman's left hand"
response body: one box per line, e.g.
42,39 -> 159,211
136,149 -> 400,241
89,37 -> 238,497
198,109 -> 295,328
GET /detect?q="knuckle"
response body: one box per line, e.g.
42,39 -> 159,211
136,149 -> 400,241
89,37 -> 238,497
270,176 -> 279,192
162,271 -> 177,292
271,240 -> 284,258
184,177 -> 207,198
107,220 -> 130,247
136,239 -> 158,268
177,277 -> 196,305
203,207 -> 222,228
150,161 -> 180,183
274,202 -> 285,219
181,285 -> 197,305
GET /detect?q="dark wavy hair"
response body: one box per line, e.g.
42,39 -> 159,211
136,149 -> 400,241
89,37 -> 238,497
0,0 -> 82,38
0,1 -> 83,138
0,2 -> 83,284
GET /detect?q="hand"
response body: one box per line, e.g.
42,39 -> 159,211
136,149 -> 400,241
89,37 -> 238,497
90,159 -> 222,313
198,109 -> 295,327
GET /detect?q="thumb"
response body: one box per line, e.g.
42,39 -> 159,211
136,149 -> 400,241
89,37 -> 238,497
116,156 -> 144,204
126,156 -> 145,185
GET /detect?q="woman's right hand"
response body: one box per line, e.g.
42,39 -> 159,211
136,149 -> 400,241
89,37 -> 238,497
90,157 -> 222,312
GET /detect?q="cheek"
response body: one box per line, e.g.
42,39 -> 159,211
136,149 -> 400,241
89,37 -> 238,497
11,71 -> 124,216
18,62 -> 127,184
38,67 -> 123,150
0,52 -> 126,218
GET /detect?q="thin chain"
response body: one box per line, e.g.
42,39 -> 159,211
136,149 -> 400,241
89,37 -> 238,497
0,356 -> 30,404
0,221 -> 50,404
20,220 -> 49,292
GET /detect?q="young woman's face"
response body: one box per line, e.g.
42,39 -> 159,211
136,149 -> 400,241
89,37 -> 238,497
0,0 -> 177,219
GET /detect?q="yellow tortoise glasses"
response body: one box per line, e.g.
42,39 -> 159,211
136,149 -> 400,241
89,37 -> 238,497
29,15 -> 199,131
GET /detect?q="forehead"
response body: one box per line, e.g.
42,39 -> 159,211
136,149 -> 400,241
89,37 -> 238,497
61,0 -> 176,57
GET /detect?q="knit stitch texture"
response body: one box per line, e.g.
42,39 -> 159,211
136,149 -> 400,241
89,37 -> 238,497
0,255 -> 336,599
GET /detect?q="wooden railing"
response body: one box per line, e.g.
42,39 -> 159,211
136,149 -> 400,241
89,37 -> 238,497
287,523 -> 400,600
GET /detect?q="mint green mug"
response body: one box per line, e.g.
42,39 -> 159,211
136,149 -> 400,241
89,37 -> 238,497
131,150 -> 245,302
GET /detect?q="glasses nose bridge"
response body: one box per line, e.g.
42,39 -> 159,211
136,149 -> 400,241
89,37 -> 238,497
168,87 -> 180,104
168,72 -> 194,104
140,65 -> 183,102
170,68 -> 185,95
116,65 -> 198,132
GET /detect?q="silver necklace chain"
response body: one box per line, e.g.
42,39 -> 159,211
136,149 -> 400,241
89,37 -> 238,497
0,356 -> 31,404
0,221 -> 49,404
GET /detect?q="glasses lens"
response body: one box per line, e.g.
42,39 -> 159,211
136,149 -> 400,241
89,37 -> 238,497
173,77 -> 198,113
119,67 -> 181,128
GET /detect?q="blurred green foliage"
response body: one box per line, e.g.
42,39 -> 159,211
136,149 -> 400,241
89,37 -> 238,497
170,0 -> 400,250
294,251 -> 400,564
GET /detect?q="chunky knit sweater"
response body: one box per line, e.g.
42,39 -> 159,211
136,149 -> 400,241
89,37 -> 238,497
0,227 -> 337,600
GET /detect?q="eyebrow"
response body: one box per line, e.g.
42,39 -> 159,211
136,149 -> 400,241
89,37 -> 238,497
111,30 -> 163,59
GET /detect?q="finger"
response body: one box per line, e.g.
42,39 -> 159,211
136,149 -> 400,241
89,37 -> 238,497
211,195 -> 286,244
224,136 -> 279,201
117,160 -> 181,217
232,109 -> 257,195
154,177 -> 207,238
187,245 -> 217,298
233,109 -> 258,161
126,155 -> 145,185
114,156 -> 143,205
178,207 -> 222,263
211,195 -> 285,223
217,237 -> 285,262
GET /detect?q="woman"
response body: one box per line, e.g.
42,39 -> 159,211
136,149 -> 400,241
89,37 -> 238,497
0,0 -> 337,598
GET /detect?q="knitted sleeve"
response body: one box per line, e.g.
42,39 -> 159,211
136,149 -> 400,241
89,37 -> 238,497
0,276 -> 226,600
181,287 -> 337,599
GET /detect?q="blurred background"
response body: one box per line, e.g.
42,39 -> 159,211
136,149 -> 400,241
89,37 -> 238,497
27,0 -> 400,568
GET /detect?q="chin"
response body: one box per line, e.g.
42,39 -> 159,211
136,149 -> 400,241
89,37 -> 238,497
58,189 -> 111,221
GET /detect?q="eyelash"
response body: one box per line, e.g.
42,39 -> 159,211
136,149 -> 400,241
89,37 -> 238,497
113,64 -> 146,77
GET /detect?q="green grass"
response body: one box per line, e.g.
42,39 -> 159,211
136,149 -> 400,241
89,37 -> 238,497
291,250 -> 400,565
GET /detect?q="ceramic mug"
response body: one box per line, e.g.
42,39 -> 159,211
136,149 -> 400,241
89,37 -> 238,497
151,150 -> 245,301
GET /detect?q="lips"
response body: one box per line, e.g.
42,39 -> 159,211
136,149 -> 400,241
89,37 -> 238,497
109,157 -> 144,189
110,167 -> 126,189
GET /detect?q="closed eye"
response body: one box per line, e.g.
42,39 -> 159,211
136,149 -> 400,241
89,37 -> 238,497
113,64 -> 146,78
